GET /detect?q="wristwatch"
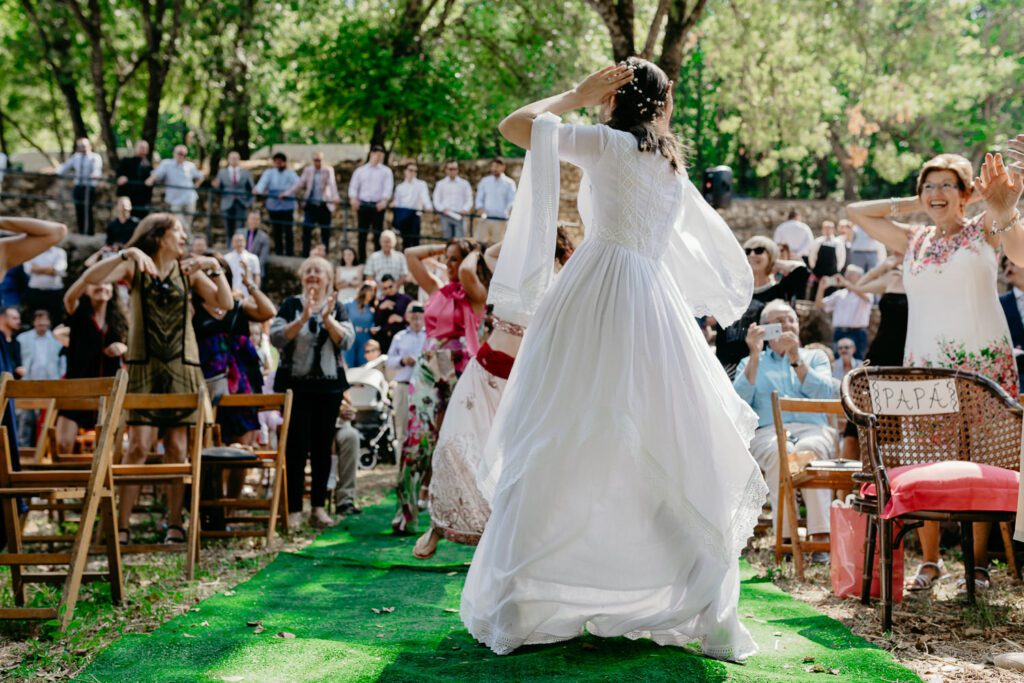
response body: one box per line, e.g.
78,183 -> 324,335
790,358 -> 802,368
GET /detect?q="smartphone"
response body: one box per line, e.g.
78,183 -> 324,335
762,323 -> 783,341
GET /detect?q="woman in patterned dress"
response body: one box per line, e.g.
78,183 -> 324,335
72,213 -> 232,543
413,230 -> 575,558
392,239 -> 488,534
847,151 -> 1024,593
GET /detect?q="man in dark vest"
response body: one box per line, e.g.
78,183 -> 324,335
1000,256 -> 1024,393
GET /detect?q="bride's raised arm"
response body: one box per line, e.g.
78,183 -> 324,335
498,66 -> 633,150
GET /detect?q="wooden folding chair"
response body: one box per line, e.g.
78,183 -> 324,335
199,391 -> 293,545
112,389 -> 208,580
0,371 -> 128,629
771,392 -> 860,580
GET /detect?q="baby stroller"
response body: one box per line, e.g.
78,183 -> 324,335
346,357 -> 397,469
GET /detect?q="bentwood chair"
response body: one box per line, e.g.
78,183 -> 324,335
841,366 -> 1022,631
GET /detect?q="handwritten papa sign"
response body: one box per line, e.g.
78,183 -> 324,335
868,379 -> 960,416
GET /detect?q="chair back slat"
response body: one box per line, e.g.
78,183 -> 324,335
841,366 -> 1022,471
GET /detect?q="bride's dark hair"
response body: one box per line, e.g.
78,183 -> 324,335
607,56 -> 684,173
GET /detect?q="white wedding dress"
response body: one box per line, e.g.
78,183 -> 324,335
460,118 -> 769,661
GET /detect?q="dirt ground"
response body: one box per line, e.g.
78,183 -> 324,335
746,535 -> 1024,683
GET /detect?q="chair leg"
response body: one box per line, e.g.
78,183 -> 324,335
784,477 -> 805,580
999,521 -> 1019,582
2,498 -> 26,606
60,478 -> 106,630
266,464 -> 281,546
880,518 -> 893,632
101,495 -> 124,605
961,521 -> 976,605
861,513 -> 876,605
186,481 -> 201,581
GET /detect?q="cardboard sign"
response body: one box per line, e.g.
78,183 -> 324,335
868,379 -> 960,416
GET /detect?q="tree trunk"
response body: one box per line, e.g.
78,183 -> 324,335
139,0 -> 184,153
656,0 -> 708,80
21,0 -> 89,142
586,0 -> 635,62
828,124 -> 858,201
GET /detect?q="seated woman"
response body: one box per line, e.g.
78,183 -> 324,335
712,235 -> 809,379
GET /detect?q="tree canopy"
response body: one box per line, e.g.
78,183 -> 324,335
0,0 -> 1020,198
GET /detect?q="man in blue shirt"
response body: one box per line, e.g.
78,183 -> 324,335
734,300 -> 836,556
253,152 -> 300,256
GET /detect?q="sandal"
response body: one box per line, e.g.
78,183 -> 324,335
956,567 -> 991,592
164,524 -> 187,544
413,529 -> 440,560
118,528 -> 131,546
906,560 -> 948,592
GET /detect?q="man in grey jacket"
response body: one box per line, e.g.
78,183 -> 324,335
213,151 -> 254,235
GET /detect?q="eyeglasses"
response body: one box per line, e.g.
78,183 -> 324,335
838,345 -> 855,351
922,182 -> 958,193
745,246 -> 767,255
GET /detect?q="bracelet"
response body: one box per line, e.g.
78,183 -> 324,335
206,269 -> 224,278
889,197 -> 900,217
119,249 -> 129,261
990,211 -> 1022,235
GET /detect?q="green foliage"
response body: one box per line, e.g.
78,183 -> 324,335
0,0 -> 1020,197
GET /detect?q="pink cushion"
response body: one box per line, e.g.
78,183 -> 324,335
859,462 -> 1020,519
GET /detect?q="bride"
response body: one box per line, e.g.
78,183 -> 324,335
460,58 -> 768,662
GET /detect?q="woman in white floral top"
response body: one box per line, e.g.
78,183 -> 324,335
847,150 -> 1024,595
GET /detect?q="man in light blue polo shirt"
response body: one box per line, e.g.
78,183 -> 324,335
734,299 -> 836,557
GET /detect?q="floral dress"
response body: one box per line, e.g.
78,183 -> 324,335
903,213 -> 1018,396
392,282 -> 483,534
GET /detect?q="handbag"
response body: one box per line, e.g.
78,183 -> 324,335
205,373 -> 229,405
830,496 -> 903,603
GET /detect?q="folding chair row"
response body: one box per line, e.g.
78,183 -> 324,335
0,372 -> 129,629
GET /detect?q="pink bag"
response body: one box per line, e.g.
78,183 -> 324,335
830,500 -> 903,603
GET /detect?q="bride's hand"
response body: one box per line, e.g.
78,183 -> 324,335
573,65 -> 634,108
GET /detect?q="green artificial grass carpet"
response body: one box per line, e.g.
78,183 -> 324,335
78,499 -> 920,682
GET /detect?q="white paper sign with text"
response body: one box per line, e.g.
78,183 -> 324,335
868,379 -> 960,416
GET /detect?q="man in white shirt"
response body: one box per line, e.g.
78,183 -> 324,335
23,245 -> 67,325
57,138 -> 103,235
808,220 -> 846,277
15,310 -> 65,445
773,209 -> 815,261
474,157 -> 516,244
815,265 -> 870,359
224,231 -> 261,292
391,162 -> 432,248
432,161 -> 472,239
349,145 -> 394,262
386,305 -> 427,448
363,230 -> 408,285
146,145 -> 204,228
